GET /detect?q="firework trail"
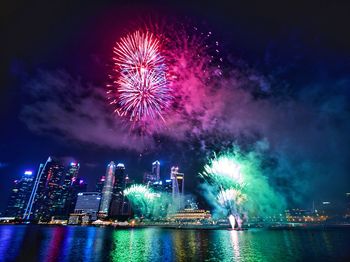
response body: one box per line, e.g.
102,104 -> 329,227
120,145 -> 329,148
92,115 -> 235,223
109,31 -> 172,122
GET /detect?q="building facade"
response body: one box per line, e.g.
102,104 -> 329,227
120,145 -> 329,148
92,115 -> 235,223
23,157 -> 84,221
69,192 -> 101,224
99,161 -> 116,217
110,163 -> 128,217
5,171 -> 34,218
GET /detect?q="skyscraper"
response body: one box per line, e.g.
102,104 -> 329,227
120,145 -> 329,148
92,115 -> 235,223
5,171 -> 34,218
98,161 -> 116,217
143,160 -> 161,185
23,159 -> 48,220
152,160 -> 160,181
64,177 -> 87,216
96,176 -> 105,193
23,157 -> 83,221
110,163 -> 127,217
61,162 -> 81,216
170,166 -> 185,198
24,157 -> 65,221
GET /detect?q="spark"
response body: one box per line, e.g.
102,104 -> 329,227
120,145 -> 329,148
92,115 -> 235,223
110,30 -> 172,122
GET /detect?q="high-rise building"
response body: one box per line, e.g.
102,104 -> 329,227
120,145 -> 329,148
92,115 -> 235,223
5,171 -> 34,218
23,157 -> 83,221
152,160 -> 160,181
28,157 -> 65,221
110,163 -> 127,217
98,161 -> 116,217
96,176 -> 105,193
61,162 -> 81,216
63,177 -> 87,216
170,166 -> 185,198
143,161 -> 161,185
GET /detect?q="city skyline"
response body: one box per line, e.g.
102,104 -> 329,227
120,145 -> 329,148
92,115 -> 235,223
3,155 -> 349,220
1,1 -> 350,260
1,0 -> 350,224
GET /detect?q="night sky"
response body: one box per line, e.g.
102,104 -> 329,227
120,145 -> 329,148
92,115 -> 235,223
1,0 -> 350,213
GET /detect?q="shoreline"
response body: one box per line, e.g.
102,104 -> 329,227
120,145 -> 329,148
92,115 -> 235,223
1,223 -> 350,231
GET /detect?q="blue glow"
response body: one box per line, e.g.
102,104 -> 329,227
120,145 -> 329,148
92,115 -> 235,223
24,170 -> 33,175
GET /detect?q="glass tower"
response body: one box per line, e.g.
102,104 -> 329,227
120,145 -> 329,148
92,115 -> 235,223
99,161 -> 116,216
5,171 -> 34,218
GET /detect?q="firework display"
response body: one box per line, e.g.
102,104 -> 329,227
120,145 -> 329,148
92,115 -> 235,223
200,149 -> 285,229
124,184 -> 172,218
108,22 -> 222,133
200,152 -> 247,228
109,31 -> 172,122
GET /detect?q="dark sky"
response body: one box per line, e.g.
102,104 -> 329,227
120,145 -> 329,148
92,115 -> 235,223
1,0 -> 350,212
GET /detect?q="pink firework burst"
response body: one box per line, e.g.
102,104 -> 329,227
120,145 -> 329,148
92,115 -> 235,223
109,30 -> 172,122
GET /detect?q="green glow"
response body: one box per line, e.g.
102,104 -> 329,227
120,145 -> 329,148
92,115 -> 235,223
124,184 -> 173,218
200,148 -> 285,219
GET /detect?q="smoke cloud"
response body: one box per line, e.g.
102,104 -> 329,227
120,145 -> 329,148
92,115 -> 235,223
21,32 -> 350,208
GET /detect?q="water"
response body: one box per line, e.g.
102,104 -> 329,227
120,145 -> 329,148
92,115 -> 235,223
0,225 -> 349,262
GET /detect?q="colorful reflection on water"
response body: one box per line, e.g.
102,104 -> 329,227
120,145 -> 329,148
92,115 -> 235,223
0,225 -> 349,261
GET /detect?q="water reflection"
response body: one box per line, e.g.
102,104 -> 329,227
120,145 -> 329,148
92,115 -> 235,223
0,226 -> 349,261
229,231 -> 241,261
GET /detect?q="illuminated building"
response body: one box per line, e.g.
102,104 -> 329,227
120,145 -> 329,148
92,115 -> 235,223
110,163 -> 129,217
61,162 -> 81,215
5,170 -> 34,218
285,209 -> 328,223
98,161 -> 116,217
152,160 -> 160,181
170,166 -> 184,198
168,208 -> 211,222
63,177 -> 87,216
68,192 -> 101,224
23,157 -> 84,221
143,160 -> 161,185
25,157 -> 65,221
96,176 -> 105,193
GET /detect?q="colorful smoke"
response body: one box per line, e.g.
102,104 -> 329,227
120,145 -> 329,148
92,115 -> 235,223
200,147 -> 286,227
124,184 -> 173,219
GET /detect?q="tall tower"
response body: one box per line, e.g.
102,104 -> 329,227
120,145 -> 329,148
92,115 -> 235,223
5,170 -> 34,218
170,166 -> 185,198
152,161 -> 160,181
110,163 -> 127,217
23,158 -> 50,220
23,157 -> 85,221
98,161 -> 116,217
96,176 -> 106,193
24,157 -> 66,221
61,162 -> 81,216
